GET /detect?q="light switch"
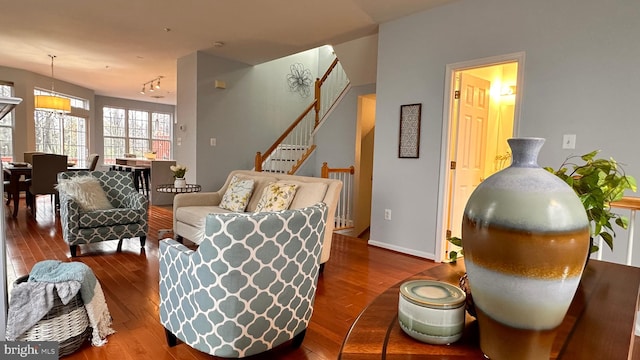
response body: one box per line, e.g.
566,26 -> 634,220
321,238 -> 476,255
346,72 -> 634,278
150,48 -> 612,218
210,138 -> 216,146
562,134 -> 576,149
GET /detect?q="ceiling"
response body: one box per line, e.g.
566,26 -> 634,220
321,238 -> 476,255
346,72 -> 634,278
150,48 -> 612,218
0,0 -> 457,105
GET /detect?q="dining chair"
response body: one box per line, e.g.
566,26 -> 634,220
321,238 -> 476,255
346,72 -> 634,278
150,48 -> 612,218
28,153 -> 68,216
3,162 -> 32,216
87,154 -> 100,171
23,151 -> 45,164
3,165 -> 11,205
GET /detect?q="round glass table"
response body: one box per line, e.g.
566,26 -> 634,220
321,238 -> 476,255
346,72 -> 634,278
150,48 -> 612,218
156,183 -> 201,238
156,183 -> 202,193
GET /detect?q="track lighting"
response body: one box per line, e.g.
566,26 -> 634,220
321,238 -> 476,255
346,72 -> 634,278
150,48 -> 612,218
139,76 -> 163,95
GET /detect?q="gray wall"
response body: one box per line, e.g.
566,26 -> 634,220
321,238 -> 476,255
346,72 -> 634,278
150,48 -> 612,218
175,52 -> 199,184
179,48 -> 327,191
371,0 -> 640,265
313,83 -> 376,171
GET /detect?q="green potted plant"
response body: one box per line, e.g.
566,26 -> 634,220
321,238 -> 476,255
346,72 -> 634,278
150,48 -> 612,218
447,150 -> 637,260
544,150 -> 637,253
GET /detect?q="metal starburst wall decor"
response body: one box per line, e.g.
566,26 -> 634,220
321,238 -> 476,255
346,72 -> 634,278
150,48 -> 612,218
286,63 -> 313,98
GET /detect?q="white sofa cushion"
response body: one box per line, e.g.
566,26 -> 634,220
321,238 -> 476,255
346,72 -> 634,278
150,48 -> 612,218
279,180 -> 329,209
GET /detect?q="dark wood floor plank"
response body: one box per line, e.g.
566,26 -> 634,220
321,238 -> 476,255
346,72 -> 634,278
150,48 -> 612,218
4,196 -> 449,359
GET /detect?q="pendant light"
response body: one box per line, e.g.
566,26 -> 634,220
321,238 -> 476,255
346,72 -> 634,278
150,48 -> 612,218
34,55 -> 71,113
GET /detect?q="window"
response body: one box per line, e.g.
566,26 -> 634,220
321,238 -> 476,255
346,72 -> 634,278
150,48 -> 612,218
152,113 -> 172,160
103,106 -> 172,164
0,82 -> 14,162
34,89 -> 89,166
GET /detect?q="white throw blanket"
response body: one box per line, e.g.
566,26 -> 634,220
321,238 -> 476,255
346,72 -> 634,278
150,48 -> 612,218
6,260 -> 115,346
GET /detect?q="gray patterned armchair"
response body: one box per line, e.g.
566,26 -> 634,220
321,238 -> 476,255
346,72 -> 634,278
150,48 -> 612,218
57,171 -> 148,257
159,203 -> 327,358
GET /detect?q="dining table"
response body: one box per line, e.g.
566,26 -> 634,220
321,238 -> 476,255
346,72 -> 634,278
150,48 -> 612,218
3,161 -> 82,217
3,163 -> 32,217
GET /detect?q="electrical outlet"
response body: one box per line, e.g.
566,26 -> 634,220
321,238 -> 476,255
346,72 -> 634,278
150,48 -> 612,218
384,209 -> 392,221
562,134 -> 576,149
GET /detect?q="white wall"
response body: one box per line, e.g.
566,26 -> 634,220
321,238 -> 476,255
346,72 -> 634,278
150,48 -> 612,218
371,0 -> 640,264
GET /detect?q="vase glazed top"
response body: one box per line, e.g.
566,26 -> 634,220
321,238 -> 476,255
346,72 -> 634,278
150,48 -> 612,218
465,137 -> 589,238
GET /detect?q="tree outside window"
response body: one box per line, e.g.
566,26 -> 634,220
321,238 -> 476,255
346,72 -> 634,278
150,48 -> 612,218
103,106 -> 172,164
0,83 -> 14,162
33,89 -> 89,166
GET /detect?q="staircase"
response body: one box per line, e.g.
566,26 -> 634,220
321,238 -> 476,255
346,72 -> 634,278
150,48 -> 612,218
255,58 -> 350,174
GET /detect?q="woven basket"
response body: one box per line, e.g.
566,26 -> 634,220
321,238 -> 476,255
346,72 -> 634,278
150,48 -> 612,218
14,275 -> 92,357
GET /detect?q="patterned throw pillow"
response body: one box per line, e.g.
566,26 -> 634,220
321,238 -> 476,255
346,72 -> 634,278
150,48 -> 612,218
56,176 -> 113,211
254,182 -> 298,212
219,176 -> 255,212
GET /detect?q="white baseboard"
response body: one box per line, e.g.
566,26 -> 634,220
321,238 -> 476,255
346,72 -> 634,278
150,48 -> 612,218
367,239 -> 436,261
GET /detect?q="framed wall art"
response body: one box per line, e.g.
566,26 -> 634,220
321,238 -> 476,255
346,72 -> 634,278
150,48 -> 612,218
398,103 -> 422,158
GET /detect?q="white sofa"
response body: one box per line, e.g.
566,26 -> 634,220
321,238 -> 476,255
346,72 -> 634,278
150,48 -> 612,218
172,170 -> 342,265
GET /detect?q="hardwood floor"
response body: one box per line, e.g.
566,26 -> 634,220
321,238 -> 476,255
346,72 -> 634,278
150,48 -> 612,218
4,197 -> 440,359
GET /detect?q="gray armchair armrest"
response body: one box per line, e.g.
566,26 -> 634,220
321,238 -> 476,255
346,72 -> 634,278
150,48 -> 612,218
159,238 -> 195,259
122,192 -> 149,210
58,192 -> 82,242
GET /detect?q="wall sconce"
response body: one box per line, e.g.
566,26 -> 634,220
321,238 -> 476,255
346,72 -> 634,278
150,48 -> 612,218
500,85 -> 517,96
140,76 -> 164,95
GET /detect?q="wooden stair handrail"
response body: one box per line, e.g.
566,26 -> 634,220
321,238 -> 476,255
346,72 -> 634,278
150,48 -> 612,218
610,196 -> 640,211
321,162 -> 354,178
255,100 -> 317,171
256,56 -> 346,173
319,58 -> 340,85
606,196 -> 640,266
314,58 -> 341,127
289,144 -> 317,175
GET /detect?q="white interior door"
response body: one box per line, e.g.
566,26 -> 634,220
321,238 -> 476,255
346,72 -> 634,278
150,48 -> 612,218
449,72 -> 490,240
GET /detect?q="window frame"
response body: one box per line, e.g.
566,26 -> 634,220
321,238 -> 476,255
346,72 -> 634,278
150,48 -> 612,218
33,89 -> 90,166
0,82 -> 15,162
102,106 -> 173,164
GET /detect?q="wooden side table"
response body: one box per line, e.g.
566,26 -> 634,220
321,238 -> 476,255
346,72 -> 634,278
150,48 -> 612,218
156,183 -> 202,238
339,260 -> 640,359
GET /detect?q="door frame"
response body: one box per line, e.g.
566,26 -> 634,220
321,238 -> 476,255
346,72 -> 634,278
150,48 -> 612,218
434,51 -> 526,262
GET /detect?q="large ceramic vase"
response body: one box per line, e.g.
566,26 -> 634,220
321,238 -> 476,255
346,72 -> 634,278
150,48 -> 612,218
462,137 -> 590,360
